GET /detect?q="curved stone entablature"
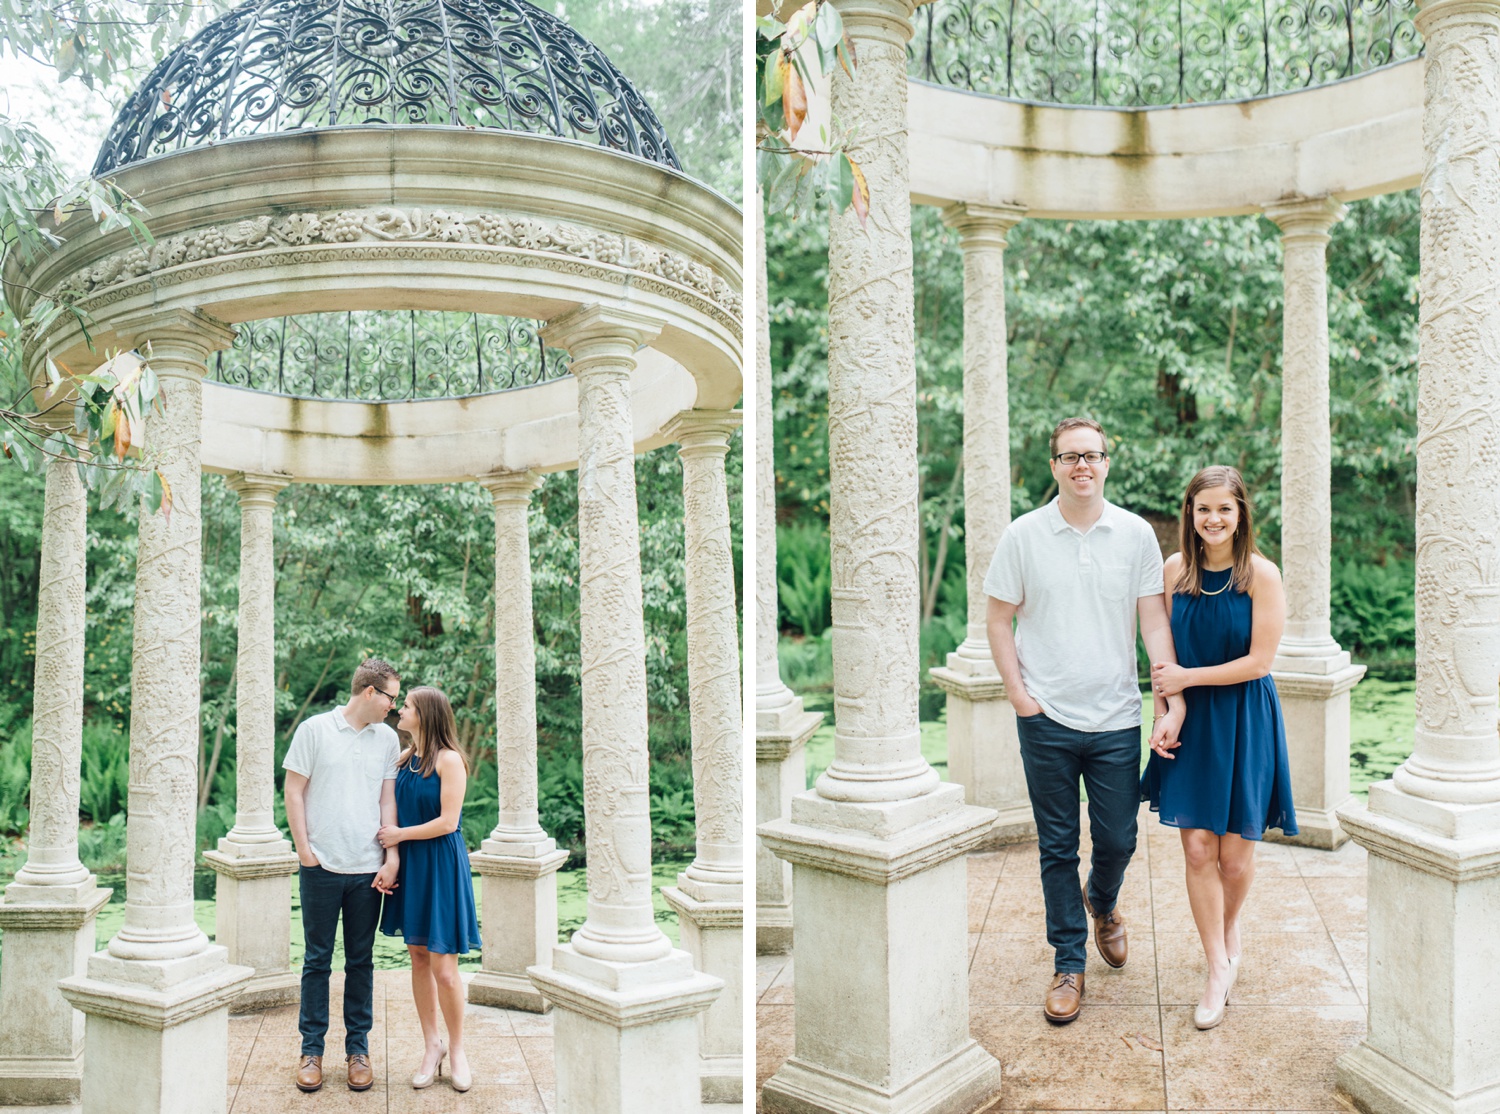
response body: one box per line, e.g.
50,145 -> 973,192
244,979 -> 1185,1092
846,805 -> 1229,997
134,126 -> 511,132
909,59 -> 1423,218
5,128 -> 741,409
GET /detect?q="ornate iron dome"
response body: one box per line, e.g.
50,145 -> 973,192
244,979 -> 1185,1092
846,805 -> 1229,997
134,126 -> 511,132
93,0 -> 679,175
210,310 -> 571,400
911,0 -> 1421,107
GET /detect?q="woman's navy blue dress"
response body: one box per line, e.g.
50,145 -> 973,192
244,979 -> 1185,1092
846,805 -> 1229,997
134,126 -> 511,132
1142,566 -> 1298,839
379,758 -> 481,953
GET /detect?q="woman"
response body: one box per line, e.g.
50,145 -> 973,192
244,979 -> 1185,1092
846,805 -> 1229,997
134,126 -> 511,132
377,686 -> 481,1090
1141,465 -> 1297,1031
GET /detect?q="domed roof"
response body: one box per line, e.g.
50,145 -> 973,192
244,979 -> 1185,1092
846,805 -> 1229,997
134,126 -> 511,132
92,0 -> 679,175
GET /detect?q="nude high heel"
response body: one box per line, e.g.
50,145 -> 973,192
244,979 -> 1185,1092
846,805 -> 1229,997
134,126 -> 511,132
1194,965 -> 1234,1030
411,1043 -> 446,1089
450,1049 -> 472,1093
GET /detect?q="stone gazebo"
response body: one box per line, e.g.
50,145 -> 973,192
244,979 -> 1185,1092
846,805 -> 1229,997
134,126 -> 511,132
0,2 -> 742,1111
759,0 -> 1500,1111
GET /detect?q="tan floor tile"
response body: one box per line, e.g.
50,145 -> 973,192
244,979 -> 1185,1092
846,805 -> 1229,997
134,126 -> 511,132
244,1035 -> 309,1080
1161,1004 -> 1365,1110
970,932 -> 1160,1007
1155,932 -> 1358,1007
1327,929 -> 1367,1003
969,850 -> 1008,882
1291,839 -> 1368,878
232,1082 -> 388,1112
386,1037 -> 529,1084
257,1004 -> 303,1037
1304,876 -> 1367,936
516,1035 -> 554,1087
460,1005 -> 516,1038
973,1005 -> 1167,1111
970,869 -> 1001,932
969,931 -> 981,967
1152,877 -> 1321,935
760,955 -> 794,1004
756,955 -> 786,999
506,1009 -> 555,1036
756,1004 -> 794,1096
1244,840 -> 1301,877
387,1083 -> 544,1113
988,869 -> 1048,925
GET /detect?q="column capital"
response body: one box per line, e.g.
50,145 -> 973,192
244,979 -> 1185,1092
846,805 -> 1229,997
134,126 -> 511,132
541,304 -> 663,363
111,309 -> 236,371
1416,0 -> 1500,33
1261,196 -> 1347,242
831,0 -> 917,47
224,472 -> 291,506
940,202 -> 1026,248
662,408 -> 741,454
479,469 -> 543,503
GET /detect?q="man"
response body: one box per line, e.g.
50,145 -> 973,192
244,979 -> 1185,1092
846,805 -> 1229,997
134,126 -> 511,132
985,418 -> 1184,1024
283,658 -> 403,1092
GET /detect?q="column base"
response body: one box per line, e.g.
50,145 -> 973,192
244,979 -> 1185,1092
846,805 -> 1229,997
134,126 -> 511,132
757,701 -> 821,956
469,846 -> 569,1013
0,885 -> 111,1106
758,785 -> 1001,1114
763,1040 -> 1002,1114
59,946 -> 252,1114
1335,788 -> 1500,1114
528,945 -> 722,1114
1268,662 -> 1365,850
202,847 -> 300,1010
661,886 -> 743,1104
929,667 -> 1033,848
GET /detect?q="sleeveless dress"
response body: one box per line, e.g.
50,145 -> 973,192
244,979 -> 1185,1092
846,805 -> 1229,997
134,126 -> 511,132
378,758 -> 481,953
1141,565 -> 1298,839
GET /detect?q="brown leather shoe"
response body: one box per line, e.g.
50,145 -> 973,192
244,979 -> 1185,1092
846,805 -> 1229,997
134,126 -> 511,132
295,1055 -> 322,1093
347,1053 -> 374,1092
1044,971 -> 1084,1023
1082,884 -> 1128,968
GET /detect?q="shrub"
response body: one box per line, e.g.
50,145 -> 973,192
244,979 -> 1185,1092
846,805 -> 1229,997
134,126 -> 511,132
778,630 -> 833,691
0,721 -> 31,835
777,522 -> 832,637
1331,557 -> 1415,658
79,718 -> 130,823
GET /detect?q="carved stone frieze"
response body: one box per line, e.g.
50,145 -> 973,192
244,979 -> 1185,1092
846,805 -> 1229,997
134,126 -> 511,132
55,207 -> 741,325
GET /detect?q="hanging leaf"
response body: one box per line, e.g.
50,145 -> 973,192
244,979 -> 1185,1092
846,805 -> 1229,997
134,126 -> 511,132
784,60 -> 809,143
847,154 -> 870,228
112,401 -> 132,458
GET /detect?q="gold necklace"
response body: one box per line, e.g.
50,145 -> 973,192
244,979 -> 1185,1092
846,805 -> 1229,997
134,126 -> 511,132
1200,569 -> 1233,596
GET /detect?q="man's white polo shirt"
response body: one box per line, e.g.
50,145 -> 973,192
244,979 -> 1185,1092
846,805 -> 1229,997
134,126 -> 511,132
984,497 -> 1164,732
283,706 -> 400,874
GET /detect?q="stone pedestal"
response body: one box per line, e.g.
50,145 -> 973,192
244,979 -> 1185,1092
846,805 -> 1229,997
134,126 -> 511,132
660,887 -> 742,1103
200,850 -> 300,1010
755,709 -> 819,955
469,844 -> 570,1011
0,887 -> 110,1103
59,948 -> 251,1114
529,947 -> 721,1114
1268,664 -> 1366,849
760,786 -> 1002,1114
928,669 -> 1031,846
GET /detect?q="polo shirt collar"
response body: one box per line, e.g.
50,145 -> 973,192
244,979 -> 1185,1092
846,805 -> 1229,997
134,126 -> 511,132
1046,497 -> 1117,534
334,705 -> 372,734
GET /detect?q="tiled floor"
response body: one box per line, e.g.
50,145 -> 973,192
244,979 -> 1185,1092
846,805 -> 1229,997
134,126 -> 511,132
757,803 -> 1369,1112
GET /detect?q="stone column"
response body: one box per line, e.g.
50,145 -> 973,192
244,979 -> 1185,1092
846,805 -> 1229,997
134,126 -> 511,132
202,473 -> 299,1011
529,304 -> 719,1114
470,469 -> 569,1013
59,311 -> 251,1114
928,201 -> 1032,848
754,191 -> 822,956
757,2 -> 1002,1110
0,418 -> 110,1106
1262,195 -> 1366,850
661,409 -> 744,1104
1337,3 -> 1500,1110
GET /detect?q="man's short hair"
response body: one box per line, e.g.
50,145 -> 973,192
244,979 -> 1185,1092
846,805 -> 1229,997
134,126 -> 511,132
351,658 -> 399,695
1049,417 -> 1108,458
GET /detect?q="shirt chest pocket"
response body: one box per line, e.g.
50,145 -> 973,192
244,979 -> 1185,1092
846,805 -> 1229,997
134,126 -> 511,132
1094,563 -> 1133,602
361,749 -> 388,782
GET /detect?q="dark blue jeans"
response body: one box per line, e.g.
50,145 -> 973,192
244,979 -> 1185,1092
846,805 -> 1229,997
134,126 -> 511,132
298,865 -> 381,1057
1015,712 -> 1141,973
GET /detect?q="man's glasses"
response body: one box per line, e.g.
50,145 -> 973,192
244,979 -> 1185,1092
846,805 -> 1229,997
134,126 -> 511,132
373,687 -> 399,707
1051,451 -> 1107,465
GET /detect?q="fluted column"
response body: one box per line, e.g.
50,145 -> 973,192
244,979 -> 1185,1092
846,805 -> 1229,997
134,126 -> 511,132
470,470 -> 568,1013
59,310 -> 251,1114
929,201 -> 1034,847
1336,4 -> 1500,1111
0,417 -> 109,1105
661,408 -> 744,1103
754,191 -> 821,954
1261,196 -> 1367,850
529,304 -> 719,1114
202,473 -> 299,1010
758,2 -> 1001,1110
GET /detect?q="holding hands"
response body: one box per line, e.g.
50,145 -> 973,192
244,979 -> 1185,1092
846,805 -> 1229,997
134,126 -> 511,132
377,825 -> 406,849
1151,660 -> 1191,698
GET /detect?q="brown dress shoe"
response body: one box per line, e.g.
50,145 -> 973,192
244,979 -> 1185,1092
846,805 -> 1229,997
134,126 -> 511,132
1082,884 -> 1128,968
295,1054 -> 323,1093
347,1053 -> 374,1091
1044,972 -> 1084,1023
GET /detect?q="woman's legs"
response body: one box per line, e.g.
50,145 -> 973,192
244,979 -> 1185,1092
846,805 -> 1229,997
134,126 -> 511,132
1180,828 -> 1233,1012
1217,834 -> 1257,961
408,945 -> 444,1074
428,952 -> 468,1080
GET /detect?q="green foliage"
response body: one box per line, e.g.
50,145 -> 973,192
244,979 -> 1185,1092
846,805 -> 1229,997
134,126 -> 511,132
0,718 -> 30,834
1331,557 -> 1416,660
77,812 -> 127,871
78,717 -> 128,822
778,631 -> 832,691
776,522 -> 831,636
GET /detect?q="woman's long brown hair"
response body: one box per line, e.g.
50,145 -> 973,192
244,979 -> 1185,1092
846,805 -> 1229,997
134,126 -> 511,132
403,686 -> 468,778
1174,465 -> 1261,596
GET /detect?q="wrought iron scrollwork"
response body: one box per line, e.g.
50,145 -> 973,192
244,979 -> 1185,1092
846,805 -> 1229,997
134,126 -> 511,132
911,0 -> 1420,107
211,310 -> 571,400
94,0 -> 679,174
